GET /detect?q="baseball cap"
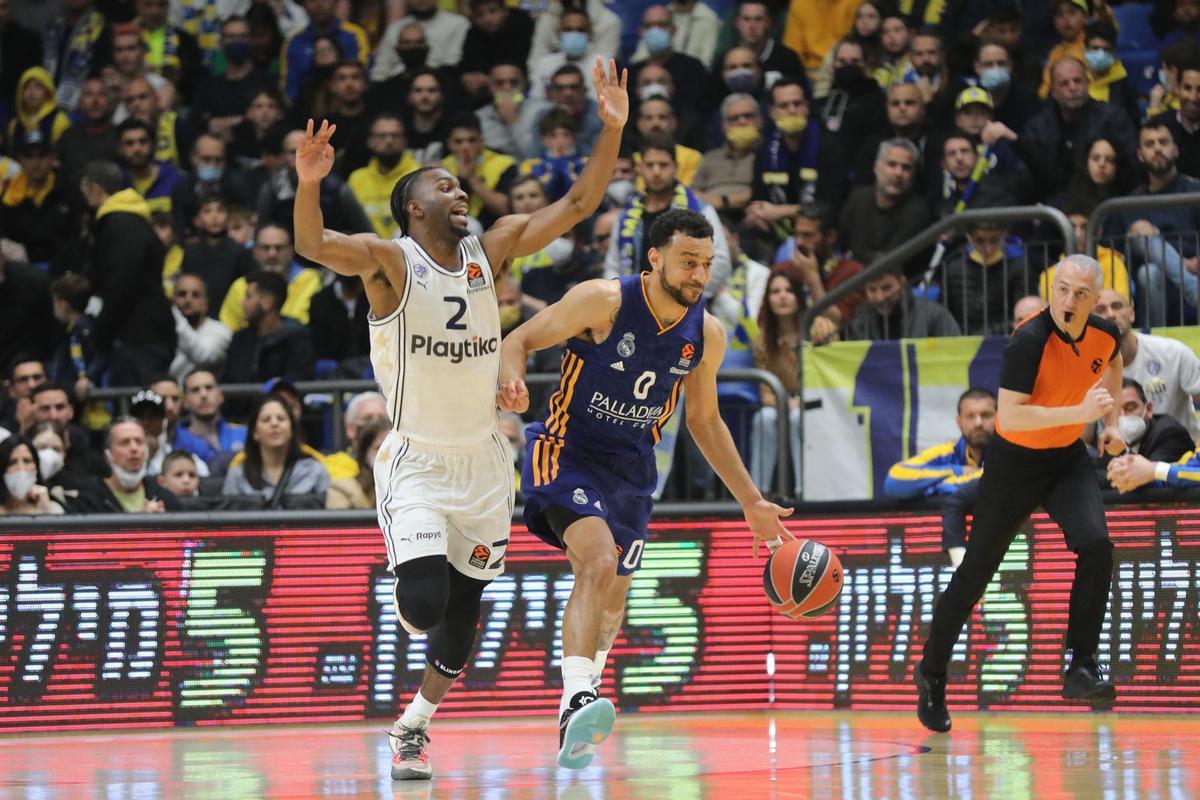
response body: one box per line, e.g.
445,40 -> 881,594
956,87 -> 994,110
1055,0 -> 1089,12
15,129 -> 51,156
130,389 -> 165,417
262,377 -> 299,397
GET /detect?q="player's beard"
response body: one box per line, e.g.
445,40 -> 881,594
659,268 -> 702,307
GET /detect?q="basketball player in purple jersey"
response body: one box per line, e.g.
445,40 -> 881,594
498,208 -> 795,768
294,59 -> 628,781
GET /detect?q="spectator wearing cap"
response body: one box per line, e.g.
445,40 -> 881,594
79,160 -> 177,387
1039,0 -> 1117,99
129,388 -> 178,475
1,132 -> 70,268
174,369 -> 246,471
149,373 -> 183,440
49,274 -> 105,398
75,417 -> 181,512
950,88 -> 1030,182
323,391 -> 387,480
222,270 -> 316,388
171,274 -> 233,381
1082,20 -> 1138,126
6,67 -> 71,151
1020,58 -> 1137,196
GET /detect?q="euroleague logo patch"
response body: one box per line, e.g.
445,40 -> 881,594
466,262 -> 487,290
469,544 -> 491,569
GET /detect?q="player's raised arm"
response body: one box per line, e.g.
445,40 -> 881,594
481,58 -> 628,272
683,313 -> 794,556
497,279 -> 621,413
293,119 -> 388,276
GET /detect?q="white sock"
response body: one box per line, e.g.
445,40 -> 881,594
591,648 -> 611,688
399,691 -> 439,730
560,656 -> 595,715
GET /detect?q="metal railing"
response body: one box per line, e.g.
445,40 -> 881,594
797,204 -> 1075,495
88,368 -> 794,500
1085,192 -> 1200,329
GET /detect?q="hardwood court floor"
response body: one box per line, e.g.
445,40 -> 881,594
1,710 -> 1196,799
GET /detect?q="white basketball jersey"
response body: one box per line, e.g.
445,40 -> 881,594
369,235 -> 501,448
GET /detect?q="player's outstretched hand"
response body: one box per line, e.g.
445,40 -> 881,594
497,378 -> 529,414
745,499 -> 795,559
297,118 -> 337,182
593,57 -> 629,130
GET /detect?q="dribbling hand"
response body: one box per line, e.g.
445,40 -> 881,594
1079,380 -> 1114,423
497,378 -> 529,413
297,119 -> 337,183
746,499 -> 795,559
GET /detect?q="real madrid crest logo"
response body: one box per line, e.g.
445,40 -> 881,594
617,332 -> 636,358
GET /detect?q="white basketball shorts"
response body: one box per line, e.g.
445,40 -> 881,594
373,429 -> 515,580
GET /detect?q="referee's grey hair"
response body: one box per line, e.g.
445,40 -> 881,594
875,137 -> 921,169
1057,254 -> 1104,290
720,92 -> 760,120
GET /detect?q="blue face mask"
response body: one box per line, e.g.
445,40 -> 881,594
978,66 -> 1010,91
643,26 -> 671,55
1085,48 -> 1115,74
560,30 -> 588,58
724,67 -> 757,93
196,164 -> 223,183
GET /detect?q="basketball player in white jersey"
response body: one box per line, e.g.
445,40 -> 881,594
292,59 -> 627,781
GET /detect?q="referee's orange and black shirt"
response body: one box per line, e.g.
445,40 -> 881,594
994,308 -> 1121,449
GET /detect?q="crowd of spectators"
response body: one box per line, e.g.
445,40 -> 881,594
2,0 -> 1200,512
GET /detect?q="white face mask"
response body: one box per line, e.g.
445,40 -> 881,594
1118,414 -> 1147,446
4,469 -> 37,501
109,459 -> 147,491
606,178 -> 634,207
38,448 -> 64,480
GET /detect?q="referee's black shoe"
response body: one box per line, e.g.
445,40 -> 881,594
1062,661 -> 1117,702
915,667 -> 951,732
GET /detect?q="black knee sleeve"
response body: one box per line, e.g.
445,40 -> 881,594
393,555 -> 449,632
426,566 -> 489,679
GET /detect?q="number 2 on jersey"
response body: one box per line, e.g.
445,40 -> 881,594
444,297 -> 467,330
633,371 -> 656,400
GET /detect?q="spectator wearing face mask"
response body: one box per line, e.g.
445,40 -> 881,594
1097,378 -> 1193,490
0,435 -> 64,516
191,17 -> 272,140
1081,21 -> 1139,126
529,7 -> 597,101
75,417 -> 182,512
693,93 -> 762,217
629,4 -> 710,120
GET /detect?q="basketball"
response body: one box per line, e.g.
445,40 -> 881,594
763,539 -> 844,619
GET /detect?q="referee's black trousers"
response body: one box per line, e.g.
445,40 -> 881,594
921,436 -> 1114,676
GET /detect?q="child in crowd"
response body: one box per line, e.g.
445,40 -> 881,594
181,193 -> 256,313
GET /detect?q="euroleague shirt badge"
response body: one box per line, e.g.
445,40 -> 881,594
467,262 -> 487,290
469,544 -> 491,569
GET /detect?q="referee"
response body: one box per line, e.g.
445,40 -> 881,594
916,255 -> 1126,733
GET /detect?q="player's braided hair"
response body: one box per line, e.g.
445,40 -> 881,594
390,166 -> 440,237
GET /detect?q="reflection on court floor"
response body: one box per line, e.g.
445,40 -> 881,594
0,710 -> 1197,799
